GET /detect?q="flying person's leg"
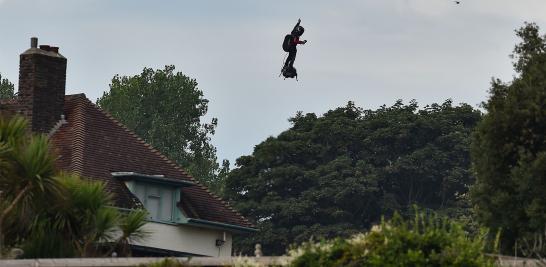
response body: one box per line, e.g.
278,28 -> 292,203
289,51 -> 297,68
284,49 -> 297,69
284,53 -> 294,69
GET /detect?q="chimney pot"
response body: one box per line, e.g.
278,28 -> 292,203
39,45 -> 50,51
30,37 -> 38,48
50,47 -> 59,53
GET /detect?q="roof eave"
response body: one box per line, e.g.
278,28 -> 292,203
112,171 -> 195,187
184,218 -> 258,234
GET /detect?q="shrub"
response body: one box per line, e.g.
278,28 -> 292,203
289,210 -> 494,267
139,258 -> 188,267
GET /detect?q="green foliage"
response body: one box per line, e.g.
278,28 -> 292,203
0,116 -> 62,255
114,209 -> 151,256
139,258 -> 188,267
20,219 -> 76,258
97,66 -> 227,194
289,210 -> 494,267
516,229 -> 546,263
21,174 -> 150,258
225,100 -> 482,255
49,174 -> 119,256
0,73 -> 14,100
0,116 -> 150,258
470,22 -> 546,250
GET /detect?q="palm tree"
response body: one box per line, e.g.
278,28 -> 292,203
29,174 -> 150,257
111,209 -> 150,256
51,173 -> 119,257
0,116 -> 151,258
0,116 -> 61,255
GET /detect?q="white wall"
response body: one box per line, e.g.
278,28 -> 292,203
134,222 -> 233,257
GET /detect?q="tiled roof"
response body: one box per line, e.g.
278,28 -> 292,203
0,99 -> 20,116
49,94 -> 254,229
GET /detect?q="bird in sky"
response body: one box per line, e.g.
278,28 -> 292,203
454,1 -> 461,4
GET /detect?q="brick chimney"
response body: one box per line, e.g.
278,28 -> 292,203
18,37 -> 67,133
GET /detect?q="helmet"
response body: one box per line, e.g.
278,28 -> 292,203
292,26 -> 305,37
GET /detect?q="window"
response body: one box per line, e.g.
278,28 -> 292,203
133,182 -> 176,222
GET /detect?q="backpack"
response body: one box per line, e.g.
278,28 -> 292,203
282,34 -> 293,52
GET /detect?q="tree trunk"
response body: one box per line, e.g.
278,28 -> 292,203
0,184 -> 31,257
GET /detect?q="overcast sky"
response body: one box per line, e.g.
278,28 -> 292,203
1,0 -> 545,165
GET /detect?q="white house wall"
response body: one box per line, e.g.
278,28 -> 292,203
135,222 -> 233,257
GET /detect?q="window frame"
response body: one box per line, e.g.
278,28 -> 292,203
131,181 -> 181,224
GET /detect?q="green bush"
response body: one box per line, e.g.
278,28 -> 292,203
139,258 -> 188,267
289,211 -> 494,267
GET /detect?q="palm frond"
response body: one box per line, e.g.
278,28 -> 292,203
120,209 -> 151,243
94,207 -> 120,243
14,135 -> 55,185
0,116 -> 27,145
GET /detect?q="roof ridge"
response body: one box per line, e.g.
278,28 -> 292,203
69,98 -> 86,175
77,96 -> 252,227
47,115 -> 68,137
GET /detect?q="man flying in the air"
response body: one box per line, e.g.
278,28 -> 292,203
282,19 -> 307,78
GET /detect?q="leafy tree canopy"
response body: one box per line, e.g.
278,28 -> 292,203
97,66 -> 228,194
0,73 -> 15,100
471,22 -> 546,249
225,100 -> 481,255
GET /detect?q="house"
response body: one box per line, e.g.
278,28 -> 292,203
0,37 -> 256,257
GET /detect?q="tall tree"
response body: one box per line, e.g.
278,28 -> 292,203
0,73 -> 15,100
97,66 -> 227,192
225,100 -> 481,255
471,22 -> 546,249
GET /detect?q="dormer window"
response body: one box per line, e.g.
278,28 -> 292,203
112,172 -> 194,224
134,183 -> 175,221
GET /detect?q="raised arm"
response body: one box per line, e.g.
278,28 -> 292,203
293,18 -> 301,32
